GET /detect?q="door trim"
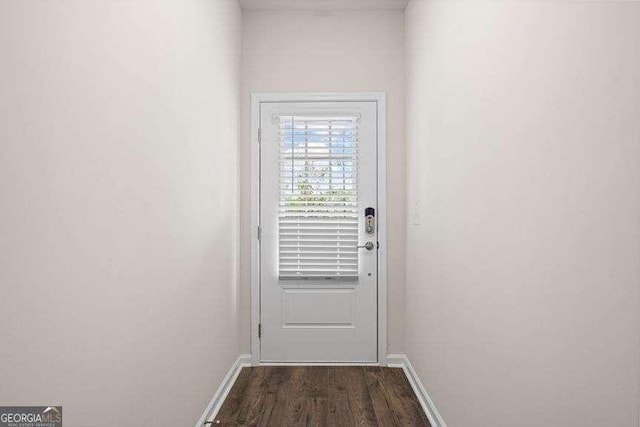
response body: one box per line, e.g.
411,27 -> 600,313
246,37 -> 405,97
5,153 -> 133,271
250,92 -> 387,366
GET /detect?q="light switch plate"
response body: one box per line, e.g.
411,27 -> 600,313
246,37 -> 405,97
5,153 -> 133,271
410,202 -> 421,225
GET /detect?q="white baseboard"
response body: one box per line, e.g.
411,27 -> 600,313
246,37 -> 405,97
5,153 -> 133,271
195,354 -> 252,427
387,353 -> 447,427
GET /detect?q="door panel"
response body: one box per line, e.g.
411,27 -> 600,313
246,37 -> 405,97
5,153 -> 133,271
283,289 -> 354,326
260,101 -> 378,362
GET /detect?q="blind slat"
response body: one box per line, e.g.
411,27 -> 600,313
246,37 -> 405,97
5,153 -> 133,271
278,114 -> 359,280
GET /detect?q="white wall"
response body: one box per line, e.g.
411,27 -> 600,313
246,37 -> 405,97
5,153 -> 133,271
0,1 -> 241,426
240,9 -> 407,353
405,1 -> 640,426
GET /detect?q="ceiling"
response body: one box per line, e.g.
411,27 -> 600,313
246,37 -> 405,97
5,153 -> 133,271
239,0 -> 409,10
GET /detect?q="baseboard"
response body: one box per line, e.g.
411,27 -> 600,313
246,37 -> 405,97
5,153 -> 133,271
195,354 -> 252,427
387,353 -> 447,427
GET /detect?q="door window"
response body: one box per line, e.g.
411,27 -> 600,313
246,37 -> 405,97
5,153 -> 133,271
278,115 -> 360,280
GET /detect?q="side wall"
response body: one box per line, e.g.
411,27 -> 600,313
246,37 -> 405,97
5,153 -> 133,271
405,1 -> 640,426
240,9 -> 407,354
0,1 -> 242,426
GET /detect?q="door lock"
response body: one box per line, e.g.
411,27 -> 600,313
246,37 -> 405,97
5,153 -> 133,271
365,207 -> 375,234
357,241 -> 375,251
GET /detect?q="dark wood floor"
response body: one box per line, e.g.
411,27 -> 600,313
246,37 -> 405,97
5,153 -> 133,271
213,366 -> 431,427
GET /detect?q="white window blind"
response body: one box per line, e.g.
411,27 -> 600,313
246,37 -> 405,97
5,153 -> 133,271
278,115 -> 359,280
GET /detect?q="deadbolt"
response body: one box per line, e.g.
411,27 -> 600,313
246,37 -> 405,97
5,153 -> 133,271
365,207 -> 375,234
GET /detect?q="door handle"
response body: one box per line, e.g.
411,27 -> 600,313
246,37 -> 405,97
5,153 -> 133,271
357,241 -> 375,251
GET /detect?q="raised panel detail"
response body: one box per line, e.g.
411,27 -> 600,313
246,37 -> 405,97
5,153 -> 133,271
283,289 -> 354,327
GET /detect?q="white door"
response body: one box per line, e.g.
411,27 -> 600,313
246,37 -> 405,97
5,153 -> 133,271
259,101 -> 378,362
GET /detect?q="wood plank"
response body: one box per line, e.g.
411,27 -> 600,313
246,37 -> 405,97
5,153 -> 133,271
342,367 -> 378,426
380,368 -> 431,426
281,367 -> 308,426
214,368 -> 252,423
255,366 -> 291,426
304,397 -> 328,427
363,366 -> 399,426
305,366 -> 328,399
216,366 -> 268,424
327,367 -> 352,427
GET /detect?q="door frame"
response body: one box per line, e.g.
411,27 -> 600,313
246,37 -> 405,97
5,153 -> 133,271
250,92 -> 387,366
